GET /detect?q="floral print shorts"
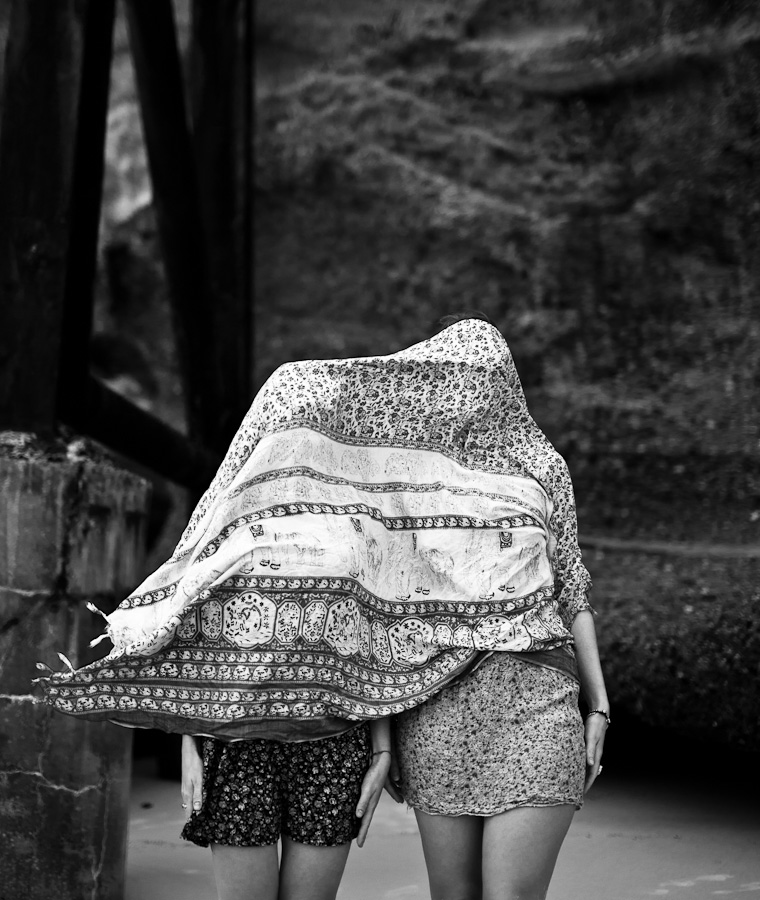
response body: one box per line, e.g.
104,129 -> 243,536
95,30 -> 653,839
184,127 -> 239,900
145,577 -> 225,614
395,650 -> 585,816
181,724 -> 371,847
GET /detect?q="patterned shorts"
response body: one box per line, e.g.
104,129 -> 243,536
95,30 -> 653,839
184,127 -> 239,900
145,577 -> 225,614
181,724 -> 371,847
395,650 -> 586,816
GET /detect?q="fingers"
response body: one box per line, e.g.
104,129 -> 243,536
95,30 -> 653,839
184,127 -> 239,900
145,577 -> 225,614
384,752 -> 403,803
181,776 -> 203,819
584,755 -> 604,793
584,749 -> 602,792
181,776 -> 191,816
583,717 -> 607,793
385,751 -> 403,803
181,745 -> 204,819
583,739 -> 605,793
356,787 -> 382,848
355,780 -> 374,820
585,720 -> 606,764
383,776 -> 404,804
181,735 -> 200,816
355,757 -> 390,848
193,777 -> 203,813
355,762 -> 385,818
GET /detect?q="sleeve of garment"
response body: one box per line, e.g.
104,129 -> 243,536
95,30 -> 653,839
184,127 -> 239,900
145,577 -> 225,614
548,457 -> 594,628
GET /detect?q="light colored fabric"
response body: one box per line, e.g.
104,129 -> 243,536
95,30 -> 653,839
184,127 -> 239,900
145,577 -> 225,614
40,320 -> 592,740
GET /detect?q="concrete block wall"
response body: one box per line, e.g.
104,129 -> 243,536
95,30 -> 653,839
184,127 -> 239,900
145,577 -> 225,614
0,448 -> 150,900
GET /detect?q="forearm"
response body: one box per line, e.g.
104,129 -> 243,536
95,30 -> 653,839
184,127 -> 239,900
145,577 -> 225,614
571,609 -> 609,711
182,734 -> 201,759
369,717 -> 392,754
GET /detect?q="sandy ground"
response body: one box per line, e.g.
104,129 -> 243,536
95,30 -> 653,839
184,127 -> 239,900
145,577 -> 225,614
126,759 -> 760,900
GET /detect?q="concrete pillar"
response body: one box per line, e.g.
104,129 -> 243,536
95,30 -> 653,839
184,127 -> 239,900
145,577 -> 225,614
0,442 -> 150,900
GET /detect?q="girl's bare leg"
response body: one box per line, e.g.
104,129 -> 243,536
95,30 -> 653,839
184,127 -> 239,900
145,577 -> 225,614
481,805 -> 575,900
278,836 -> 352,900
414,811 -> 484,900
210,843 -> 279,900
210,839 -> 351,900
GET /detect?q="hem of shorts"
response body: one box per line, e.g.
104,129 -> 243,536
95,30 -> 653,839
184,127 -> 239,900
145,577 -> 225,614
181,830 -> 356,849
404,796 -> 583,817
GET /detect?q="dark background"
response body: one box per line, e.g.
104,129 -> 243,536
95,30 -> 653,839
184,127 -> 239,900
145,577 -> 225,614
3,0 -> 758,772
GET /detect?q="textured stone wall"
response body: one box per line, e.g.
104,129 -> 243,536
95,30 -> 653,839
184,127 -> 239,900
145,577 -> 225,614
0,438 -> 150,900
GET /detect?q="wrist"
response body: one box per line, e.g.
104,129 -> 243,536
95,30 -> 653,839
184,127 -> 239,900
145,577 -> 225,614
585,708 -> 611,726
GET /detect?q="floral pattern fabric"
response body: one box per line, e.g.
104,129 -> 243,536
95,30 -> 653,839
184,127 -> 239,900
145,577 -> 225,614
395,650 -> 585,815
39,320 -> 592,740
181,724 -> 371,847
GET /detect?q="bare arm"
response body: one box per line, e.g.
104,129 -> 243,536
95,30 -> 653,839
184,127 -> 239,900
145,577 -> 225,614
355,718 -> 402,847
571,610 -> 609,792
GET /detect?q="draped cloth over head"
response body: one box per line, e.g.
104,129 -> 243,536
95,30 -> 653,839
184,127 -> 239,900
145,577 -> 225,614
39,320 -> 592,741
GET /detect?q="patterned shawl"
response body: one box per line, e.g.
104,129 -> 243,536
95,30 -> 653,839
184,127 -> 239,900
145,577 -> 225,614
39,320 -> 591,740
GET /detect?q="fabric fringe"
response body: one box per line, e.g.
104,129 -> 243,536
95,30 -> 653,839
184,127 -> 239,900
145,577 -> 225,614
57,653 -> 75,673
86,601 -> 109,621
89,632 -> 111,648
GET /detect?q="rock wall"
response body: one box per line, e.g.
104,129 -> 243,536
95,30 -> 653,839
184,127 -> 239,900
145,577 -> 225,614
0,435 -> 150,900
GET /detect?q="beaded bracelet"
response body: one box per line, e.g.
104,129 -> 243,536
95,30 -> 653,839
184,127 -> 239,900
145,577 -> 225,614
585,709 -> 611,726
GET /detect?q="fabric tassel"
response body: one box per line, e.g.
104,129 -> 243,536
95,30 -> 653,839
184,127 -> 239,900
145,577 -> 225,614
86,602 -> 109,621
57,653 -> 75,673
89,632 -> 110,648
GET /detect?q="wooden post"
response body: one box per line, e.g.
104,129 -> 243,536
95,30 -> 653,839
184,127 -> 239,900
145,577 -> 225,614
56,0 -> 116,411
0,4 -> 12,117
0,0 -> 88,433
123,0 -> 224,449
63,375 -> 220,490
189,0 -> 254,445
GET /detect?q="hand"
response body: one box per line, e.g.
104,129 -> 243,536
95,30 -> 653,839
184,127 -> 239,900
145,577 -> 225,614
181,735 -> 204,819
384,750 -> 404,804
355,752 -> 392,848
583,713 -> 608,793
